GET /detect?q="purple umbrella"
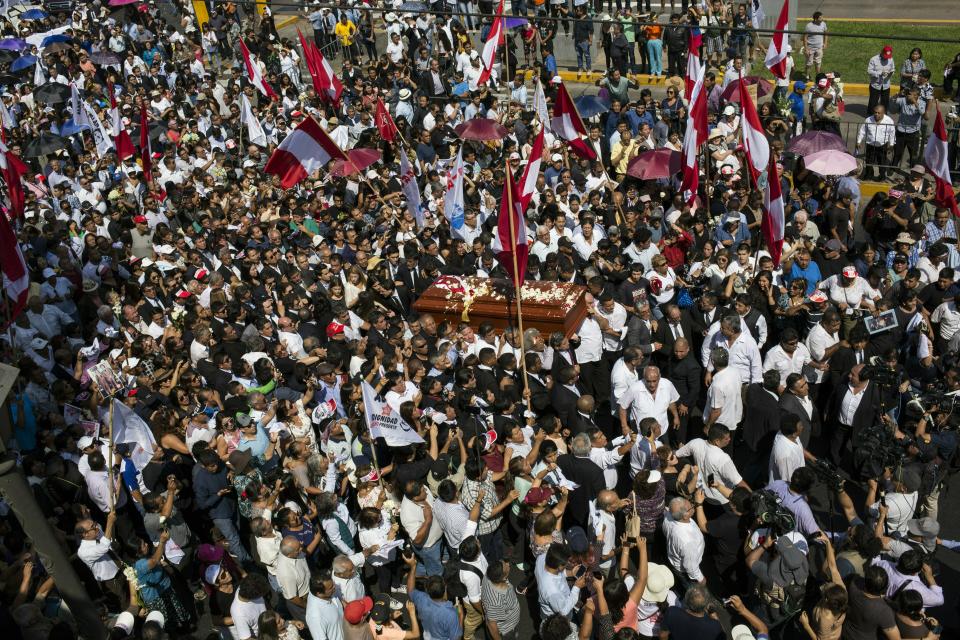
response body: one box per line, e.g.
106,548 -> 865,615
785,131 -> 847,156
0,38 -> 28,51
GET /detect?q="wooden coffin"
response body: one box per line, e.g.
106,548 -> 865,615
413,275 -> 589,338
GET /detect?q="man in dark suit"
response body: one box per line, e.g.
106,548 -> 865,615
625,300 -> 658,367
826,363 -> 884,466
418,58 -> 451,100
739,370 -> 783,487
197,352 -> 234,396
375,279 -> 413,319
828,327 -> 873,390
473,348 -> 500,399
664,337 -> 701,446
779,373 -> 822,450
654,303 -> 695,365
688,292 -> 727,353
549,335 -> 580,382
557,432 -> 607,532
525,353 -> 552,414
550,365 -> 583,426
569,396 -> 601,437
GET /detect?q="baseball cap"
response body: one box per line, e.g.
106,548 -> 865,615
204,564 -> 222,585
326,321 -> 346,338
825,239 -> 843,252
133,215 -> 148,224
808,290 -> 828,303
842,266 -> 857,278
42,267 -> 56,278
344,597 -> 374,624
431,454 -> 451,480
523,485 -> 554,505
882,45 -> 893,59
551,153 -> 563,162
793,81 -> 806,91
731,624 -> 756,640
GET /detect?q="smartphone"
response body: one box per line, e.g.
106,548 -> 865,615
575,565 -> 587,579
592,571 -> 605,581
707,473 -> 716,486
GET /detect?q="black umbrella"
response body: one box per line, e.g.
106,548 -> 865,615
0,73 -> 20,87
131,121 -> 167,144
89,50 -> 120,66
23,132 -> 68,157
33,82 -> 71,104
0,49 -> 16,64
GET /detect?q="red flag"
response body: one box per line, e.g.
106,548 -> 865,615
517,127 -> 544,213
375,98 -> 398,143
495,169 -> 528,285
478,0 -> 505,87
680,61 -> 708,207
0,210 -> 28,323
264,116 -> 347,189
0,132 -> 27,219
108,82 -> 136,161
924,109 -> 960,217
302,38 -> 343,106
762,153 -> 786,266
139,102 -> 152,183
764,0 -> 790,80
239,38 -> 278,100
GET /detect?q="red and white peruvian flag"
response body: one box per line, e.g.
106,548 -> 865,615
239,39 -> 278,100
0,209 -> 28,323
924,109 -> 960,217
264,116 -> 347,189
517,126 -> 544,213
551,83 -> 596,160
495,167 -> 528,286
738,72 -> 770,185
764,0 -> 791,80
311,41 -> 344,105
478,0 -> 505,87
139,101 -> 152,183
762,154 -> 785,265
680,60 -> 707,206
684,23 -> 703,101
108,82 -> 135,161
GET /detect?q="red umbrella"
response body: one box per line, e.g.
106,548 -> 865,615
330,148 -> 382,177
626,148 -> 682,180
455,119 -> 508,141
720,76 -> 774,103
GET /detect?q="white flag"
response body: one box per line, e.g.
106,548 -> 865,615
751,0 -> 766,29
0,99 -> 14,130
70,83 -> 92,131
111,399 -> 157,470
399,144 -> 424,227
533,78 -> 550,129
239,94 -> 267,147
444,147 -> 466,237
361,381 -> 424,446
84,102 -> 113,158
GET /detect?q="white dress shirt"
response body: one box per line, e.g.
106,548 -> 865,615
763,344 -> 813,382
590,446 -> 625,490
804,323 -> 839,384
662,512 -> 705,582
703,330 -> 763,384
675,438 -> 743,505
705,367 -> 743,429
596,302 -> 628,352
610,358 -> 639,413
86,470 -> 126,513
618,379 -> 680,441
77,536 -> 120,581
575,316 -> 604,363
769,432 -> 805,484
856,114 -> 896,146
839,383 -> 868,426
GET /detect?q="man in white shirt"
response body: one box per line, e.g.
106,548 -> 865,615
458,536 -> 489,639
575,297 -> 608,402
804,310 -> 842,398
932,295 -> 960,347
856,104 -> 896,181
24,296 -> 75,340
591,490 -> 623,570
75,510 -> 127,609
276,537 -> 311,622
702,315 -> 763,385
610,347 -> 642,413
618,366 -> 680,441
676,425 -> 749,506
589,429 -> 635,490
704,348 -> 743,431
596,293 -> 628,355
763,328 -> 812,384
399,481 -> 444,576
662,497 -> 706,587
769,415 -> 812,484
305,572 -> 343,640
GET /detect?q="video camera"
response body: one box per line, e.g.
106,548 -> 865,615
853,422 -> 914,480
808,458 -> 845,493
861,362 -> 900,387
749,490 -> 797,536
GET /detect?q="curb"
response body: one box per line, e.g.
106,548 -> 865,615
276,15 -> 300,30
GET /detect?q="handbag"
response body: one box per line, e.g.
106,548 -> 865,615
624,492 -> 643,541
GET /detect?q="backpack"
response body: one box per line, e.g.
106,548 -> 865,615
442,560 -> 485,601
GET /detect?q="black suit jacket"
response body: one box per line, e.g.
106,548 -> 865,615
197,360 -> 233,396
827,381 -> 882,440
828,346 -> 876,389
665,354 -> 701,410
569,411 -> 599,437
742,383 -> 781,452
418,69 -> 451,98
556,454 -> 606,531
526,373 -> 551,413
550,383 -> 582,425
473,366 -> 499,399
653,313 -> 695,361
689,305 -> 727,343
779,393 -> 821,448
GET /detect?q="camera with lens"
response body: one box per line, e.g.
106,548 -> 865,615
809,458 -> 845,493
749,490 -> 797,536
853,422 -> 914,480
861,362 -> 899,387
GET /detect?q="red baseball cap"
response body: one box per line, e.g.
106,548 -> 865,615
133,215 -> 148,224
326,321 -> 346,338
344,597 -> 374,624
882,45 -> 893,59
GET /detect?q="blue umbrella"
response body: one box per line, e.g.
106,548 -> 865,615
0,38 -> 28,51
10,55 -> 37,72
41,34 -> 71,47
21,9 -> 48,20
58,119 -> 89,137
575,95 -> 611,119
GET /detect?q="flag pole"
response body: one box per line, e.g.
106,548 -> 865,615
504,160 -> 532,411
107,396 -> 116,511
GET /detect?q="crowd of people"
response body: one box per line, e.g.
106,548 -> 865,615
2,1 -> 960,640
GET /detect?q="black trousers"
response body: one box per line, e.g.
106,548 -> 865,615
864,144 -> 890,180
667,51 -> 686,78
868,86 -> 890,114
893,130 -> 921,168
579,358 -> 611,411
